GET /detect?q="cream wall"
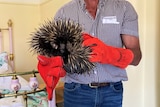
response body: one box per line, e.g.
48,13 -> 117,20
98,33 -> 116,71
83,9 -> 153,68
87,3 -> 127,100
40,0 -> 70,20
0,0 -> 159,107
0,3 -> 41,79
156,0 -> 160,107
144,0 -> 160,106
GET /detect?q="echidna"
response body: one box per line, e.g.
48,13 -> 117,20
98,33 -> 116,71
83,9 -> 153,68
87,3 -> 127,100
29,19 -> 95,74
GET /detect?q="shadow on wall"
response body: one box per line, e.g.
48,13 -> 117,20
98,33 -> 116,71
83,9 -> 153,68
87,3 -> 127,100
156,0 -> 160,106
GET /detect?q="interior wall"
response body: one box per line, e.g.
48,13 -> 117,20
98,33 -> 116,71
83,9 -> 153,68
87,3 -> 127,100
40,0 -> 71,21
156,0 -> 160,106
0,3 -> 41,80
144,0 -> 159,106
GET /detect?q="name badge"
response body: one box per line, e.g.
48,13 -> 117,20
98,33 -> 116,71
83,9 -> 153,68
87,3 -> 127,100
102,16 -> 119,24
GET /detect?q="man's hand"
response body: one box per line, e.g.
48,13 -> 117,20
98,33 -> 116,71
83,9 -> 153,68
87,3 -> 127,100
82,33 -> 134,68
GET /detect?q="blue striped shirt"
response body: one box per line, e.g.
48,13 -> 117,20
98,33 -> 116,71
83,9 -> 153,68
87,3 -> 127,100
54,0 -> 139,84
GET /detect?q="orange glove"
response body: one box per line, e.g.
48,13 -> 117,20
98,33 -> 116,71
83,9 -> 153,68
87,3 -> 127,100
82,33 -> 134,68
37,55 -> 66,100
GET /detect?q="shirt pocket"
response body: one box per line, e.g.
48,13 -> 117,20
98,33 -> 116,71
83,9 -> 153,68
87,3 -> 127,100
98,23 -> 122,46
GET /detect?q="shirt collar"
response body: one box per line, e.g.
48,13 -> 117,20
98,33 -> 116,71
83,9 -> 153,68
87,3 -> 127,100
77,0 -> 105,11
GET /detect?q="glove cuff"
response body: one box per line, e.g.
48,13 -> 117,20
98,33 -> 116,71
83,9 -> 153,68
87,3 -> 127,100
104,46 -> 134,68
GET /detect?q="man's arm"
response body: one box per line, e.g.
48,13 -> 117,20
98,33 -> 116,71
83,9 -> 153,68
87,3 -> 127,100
121,34 -> 142,66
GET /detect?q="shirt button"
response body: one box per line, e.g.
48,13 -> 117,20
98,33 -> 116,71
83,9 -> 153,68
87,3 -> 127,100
94,71 -> 97,74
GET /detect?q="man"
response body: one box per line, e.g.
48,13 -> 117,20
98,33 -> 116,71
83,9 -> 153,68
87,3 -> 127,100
53,0 -> 142,107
